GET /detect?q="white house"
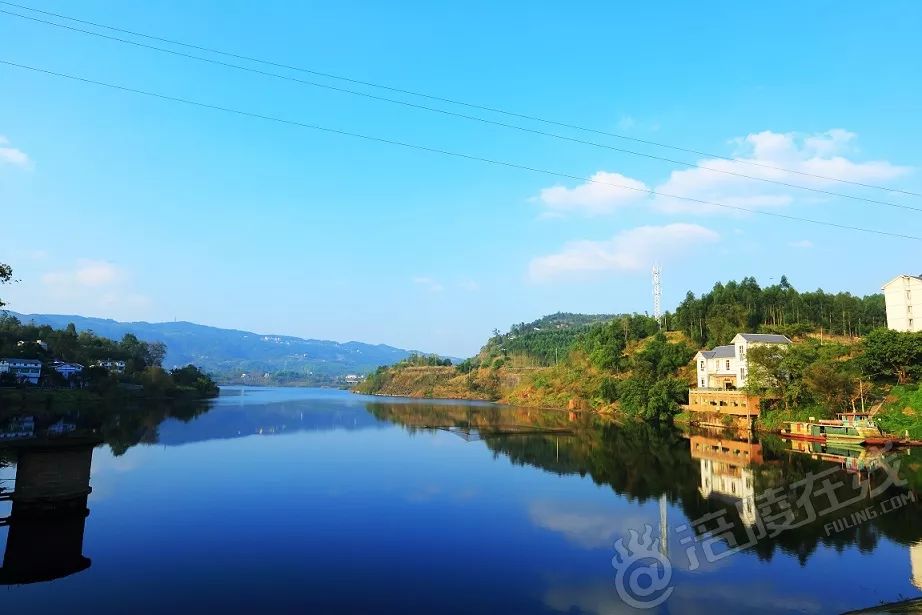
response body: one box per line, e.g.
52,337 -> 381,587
52,361 -> 84,379
0,358 -> 43,384
883,274 -> 922,333
96,359 -> 127,374
694,333 -> 792,390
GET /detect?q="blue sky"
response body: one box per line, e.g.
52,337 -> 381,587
2,1 -> 921,357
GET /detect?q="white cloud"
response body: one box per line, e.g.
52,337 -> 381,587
0,135 -> 31,168
42,259 -> 124,289
458,279 -> 480,292
529,500 -> 652,549
529,223 -> 719,281
653,129 -> 910,214
531,129 -> 910,218
34,259 -> 151,316
412,276 -> 444,293
789,239 -> 814,249
616,115 -> 637,131
534,171 -> 650,216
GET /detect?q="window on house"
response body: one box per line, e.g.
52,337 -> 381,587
700,360 -> 705,370
726,360 -> 730,370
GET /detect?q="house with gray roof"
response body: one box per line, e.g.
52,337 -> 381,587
693,333 -> 792,389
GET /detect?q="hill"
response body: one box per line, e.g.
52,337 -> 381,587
8,312 -> 421,384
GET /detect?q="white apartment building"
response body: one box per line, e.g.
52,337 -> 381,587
0,358 -> 43,384
694,333 -> 792,390
883,274 -> 922,333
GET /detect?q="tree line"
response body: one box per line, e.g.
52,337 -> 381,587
673,276 -> 886,347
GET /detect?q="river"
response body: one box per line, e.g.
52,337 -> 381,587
0,386 -> 920,613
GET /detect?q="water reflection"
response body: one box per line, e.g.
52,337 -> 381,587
0,388 -> 919,613
0,434 -> 100,584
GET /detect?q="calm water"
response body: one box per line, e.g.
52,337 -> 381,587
1,387 -> 921,614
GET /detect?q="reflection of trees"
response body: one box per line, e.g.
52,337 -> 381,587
369,402 -> 922,566
0,400 -> 211,457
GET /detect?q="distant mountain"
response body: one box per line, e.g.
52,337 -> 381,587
7,312 -> 423,381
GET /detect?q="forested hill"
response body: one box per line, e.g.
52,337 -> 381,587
478,312 -> 618,366
7,312 -> 419,382
673,276 -> 886,347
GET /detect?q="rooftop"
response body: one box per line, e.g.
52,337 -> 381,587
699,345 -> 736,359
882,274 -> 922,289
737,333 -> 793,344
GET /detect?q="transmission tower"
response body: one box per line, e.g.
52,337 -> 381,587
652,265 -> 663,329
659,494 -> 669,557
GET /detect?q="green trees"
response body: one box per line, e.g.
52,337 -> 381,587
746,343 -> 817,410
576,315 -> 660,371
170,365 -> 220,397
0,263 -> 12,308
615,333 -> 694,422
674,277 -> 885,347
861,328 -> 922,384
803,362 -> 857,411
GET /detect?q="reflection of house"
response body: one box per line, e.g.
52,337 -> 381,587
52,361 -> 84,379
911,542 -> 922,591
0,358 -> 43,384
883,274 -> 922,333
691,435 -> 763,526
693,333 -> 792,390
0,416 -> 35,440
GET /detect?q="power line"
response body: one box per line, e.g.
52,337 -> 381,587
4,8 -> 919,215
2,0 -> 918,199
2,57 -> 920,243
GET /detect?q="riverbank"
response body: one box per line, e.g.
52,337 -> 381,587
0,385 -> 219,410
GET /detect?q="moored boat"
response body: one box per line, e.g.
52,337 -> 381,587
781,412 -> 885,445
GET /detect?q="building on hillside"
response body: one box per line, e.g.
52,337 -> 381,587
17,340 -> 48,351
882,274 -> 922,333
0,358 -> 43,384
95,359 -> 126,374
52,361 -> 84,380
693,333 -> 792,390
688,333 -> 792,429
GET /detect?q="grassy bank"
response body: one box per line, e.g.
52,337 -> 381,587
876,384 -> 922,439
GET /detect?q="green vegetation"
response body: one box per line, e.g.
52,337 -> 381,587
877,384 -> 922,439
0,263 -> 12,308
611,333 -> 695,421
0,264 -> 218,402
0,314 -> 219,400
478,312 -> 619,367
358,275 -> 922,433
673,275 -> 885,347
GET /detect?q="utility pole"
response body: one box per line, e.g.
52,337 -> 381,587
652,264 -> 664,330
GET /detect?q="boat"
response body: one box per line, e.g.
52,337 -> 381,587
781,412 -> 884,445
